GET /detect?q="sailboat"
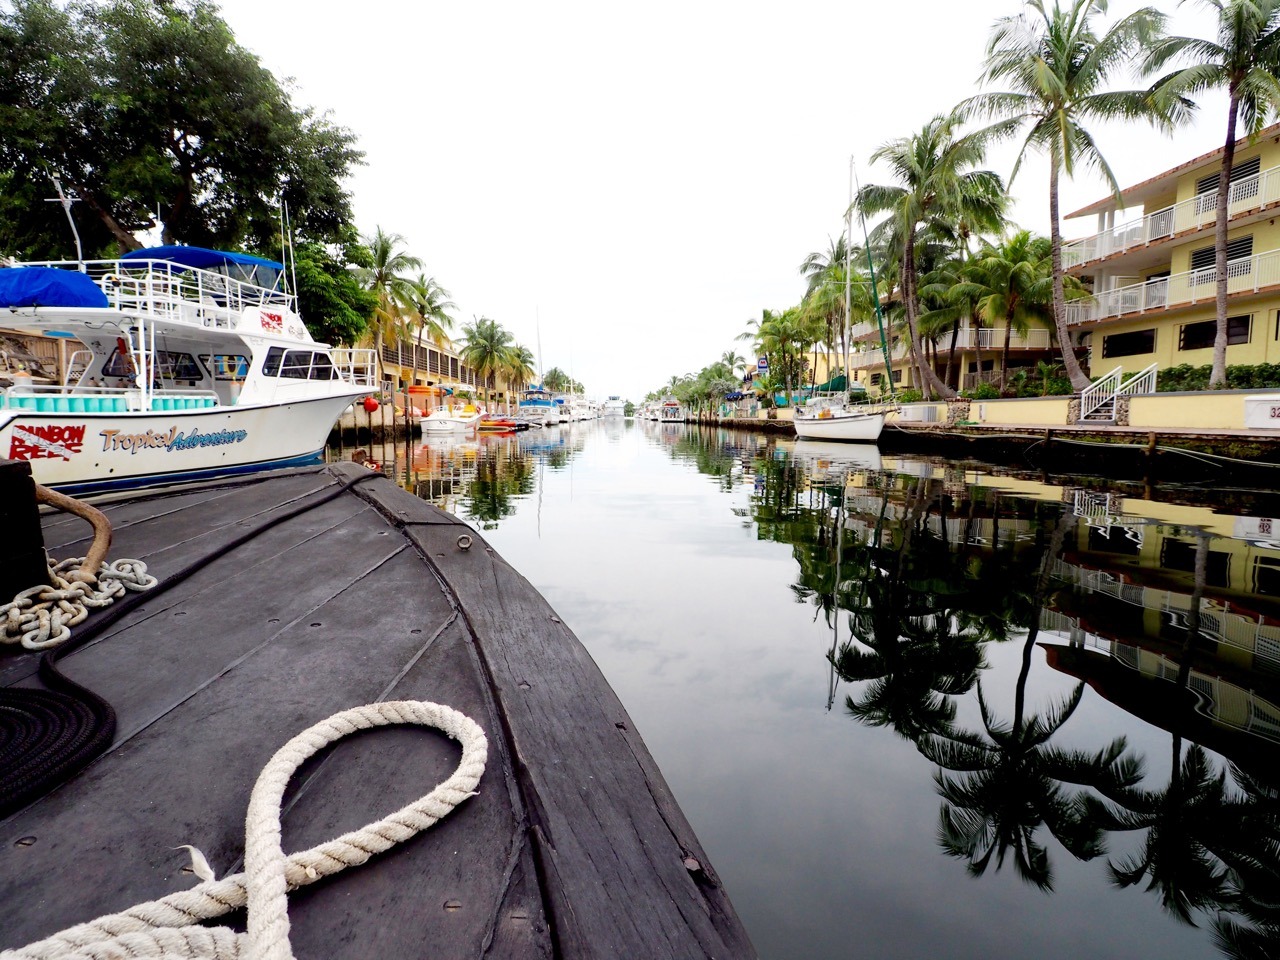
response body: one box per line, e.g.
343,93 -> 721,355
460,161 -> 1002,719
794,157 -> 896,443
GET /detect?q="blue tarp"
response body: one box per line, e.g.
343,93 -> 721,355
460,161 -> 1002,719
121,245 -> 283,270
0,267 -> 109,308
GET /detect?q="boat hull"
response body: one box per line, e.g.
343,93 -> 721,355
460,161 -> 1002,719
0,394 -> 359,494
792,411 -> 885,442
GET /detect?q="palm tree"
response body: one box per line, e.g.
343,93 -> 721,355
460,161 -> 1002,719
960,0 -> 1180,392
359,227 -> 422,361
543,367 -> 571,393
1144,0 -> 1280,389
799,235 -> 850,298
458,316 -> 513,406
405,274 -> 455,388
504,344 -> 537,409
952,230 -> 1055,391
858,115 -> 1006,400
720,350 -> 747,381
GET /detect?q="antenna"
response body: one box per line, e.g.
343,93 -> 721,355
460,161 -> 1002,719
283,200 -> 298,298
45,177 -> 84,268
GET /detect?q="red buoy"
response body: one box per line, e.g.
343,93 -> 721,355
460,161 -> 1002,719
362,396 -> 380,413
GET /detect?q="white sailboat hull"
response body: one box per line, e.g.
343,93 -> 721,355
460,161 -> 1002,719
792,410 -> 885,442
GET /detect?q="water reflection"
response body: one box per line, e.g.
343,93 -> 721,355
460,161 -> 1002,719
750,443 -> 1280,957
327,422 -> 1280,958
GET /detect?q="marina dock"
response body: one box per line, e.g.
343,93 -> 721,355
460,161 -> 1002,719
0,462 -> 756,959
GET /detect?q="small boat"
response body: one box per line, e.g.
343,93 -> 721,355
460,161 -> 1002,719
659,398 -> 684,423
0,245 -> 377,494
793,395 -> 887,442
478,413 -> 519,432
420,402 -> 484,433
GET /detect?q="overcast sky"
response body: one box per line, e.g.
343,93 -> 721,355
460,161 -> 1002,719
214,0 -> 1229,401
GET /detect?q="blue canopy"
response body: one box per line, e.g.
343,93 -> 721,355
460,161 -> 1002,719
121,245 -> 283,271
0,267 -> 109,308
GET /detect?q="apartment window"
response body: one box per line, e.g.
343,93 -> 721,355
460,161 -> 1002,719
1102,329 -> 1156,358
891,369 -> 903,383
1190,235 -> 1254,284
1180,315 -> 1251,351
870,373 -> 882,386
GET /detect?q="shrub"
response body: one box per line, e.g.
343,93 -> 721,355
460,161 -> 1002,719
970,382 -> 1000,400
896,389 -> 924,403
1155,363 -> 1280,392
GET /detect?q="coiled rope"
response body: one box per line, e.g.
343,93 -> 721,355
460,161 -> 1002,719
1,699 -> 488,960
1,484 -> 157,651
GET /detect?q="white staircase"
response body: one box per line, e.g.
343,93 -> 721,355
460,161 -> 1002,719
1078,363 -> 1157,424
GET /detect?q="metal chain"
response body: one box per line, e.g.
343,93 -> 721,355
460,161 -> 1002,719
0,555 -> 158,651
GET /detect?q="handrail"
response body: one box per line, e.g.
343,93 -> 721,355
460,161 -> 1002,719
1118,363 -> 1158,396
1063,163 -> 1280,268
1080,366 -> 1122,420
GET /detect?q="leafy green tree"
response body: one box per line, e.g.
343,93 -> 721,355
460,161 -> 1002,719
961,0 -> 1179,391
1144,0 -> 1280,389
291,231 -> 377,345
859,115 -> 1006,400
504,344 -> 537,402
0,0 -> 361,256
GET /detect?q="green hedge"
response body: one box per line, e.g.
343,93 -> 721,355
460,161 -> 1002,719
1156,363 -> 1280,392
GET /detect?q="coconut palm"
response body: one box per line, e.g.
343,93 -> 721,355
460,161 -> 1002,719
959,0 -> 1181,392
1144,0 -> 1280,389
505,344 -> 537,407
858,115 -> 1006,400
720,350 -> 747,381
952,230 -> 1055,391
458,316 -> 513,406
800,235 -> 851,298
405,274 -> 455,388
359,227 -> 422,359
543,367 -> 571,393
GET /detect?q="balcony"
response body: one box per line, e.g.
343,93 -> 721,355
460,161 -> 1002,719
849,342 -> 910,369
1067,248 -> 1280,325
1063,164 -> 1280,269
948,327 -> 1052,350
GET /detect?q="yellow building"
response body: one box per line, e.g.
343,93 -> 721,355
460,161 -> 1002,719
1064,121 -> 1280,377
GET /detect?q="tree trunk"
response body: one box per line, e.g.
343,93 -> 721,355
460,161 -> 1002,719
1050,160 -> 1091,392
902,236 -> 956,400
67,179 -> 141,251
1211,95 -> 1240,390
944,320 -> 959,390
1000,313 -> 1013,392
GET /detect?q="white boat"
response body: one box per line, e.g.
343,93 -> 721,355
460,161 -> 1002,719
659,398 -> 684,423
517,386 -> 555,427
603,395 -> 625,418
792,395 -> 886,442
0,246 -> 376,495
420,402 -> 484,433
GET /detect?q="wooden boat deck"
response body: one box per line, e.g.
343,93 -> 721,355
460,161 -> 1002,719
1,463 -> 756,958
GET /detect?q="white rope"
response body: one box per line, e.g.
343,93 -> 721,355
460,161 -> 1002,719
1,700 -> 488,960
0,556 -> 158,650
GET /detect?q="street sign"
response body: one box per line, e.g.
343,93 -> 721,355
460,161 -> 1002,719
757,357 -> 768,371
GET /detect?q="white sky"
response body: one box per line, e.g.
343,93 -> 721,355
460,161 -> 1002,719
214,0 -> 1230,400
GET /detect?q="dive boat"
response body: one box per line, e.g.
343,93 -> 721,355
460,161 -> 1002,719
0,246 -> 376,495
792,395 -> 887,442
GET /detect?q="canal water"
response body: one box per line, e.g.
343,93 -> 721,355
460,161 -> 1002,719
333,421 -> 1280,960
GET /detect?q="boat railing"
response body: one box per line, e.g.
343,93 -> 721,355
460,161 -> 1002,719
330,348 -> 379,389
2,381 -> 220,413
24,258 -> 296,330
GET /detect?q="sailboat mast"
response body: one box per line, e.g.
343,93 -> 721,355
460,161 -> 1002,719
845,157 -> 852,396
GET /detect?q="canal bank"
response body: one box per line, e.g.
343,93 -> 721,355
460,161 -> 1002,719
699,388 -> 1280,487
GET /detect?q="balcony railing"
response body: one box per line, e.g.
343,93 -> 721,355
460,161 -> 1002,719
1063,163 -> 1280,268
849,342 -> 910,368
949,327 -> 1052,350
1067,248 -> 1280,324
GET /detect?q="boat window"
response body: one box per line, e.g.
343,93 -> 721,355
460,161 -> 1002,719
154,350 -> 203,381
311,352 -> 336,380
263,347 -> 284,377
281,351 -> 313,379
103,344 -> 135,377
203,354 -> 251,380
